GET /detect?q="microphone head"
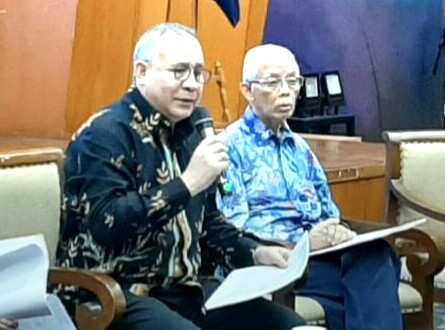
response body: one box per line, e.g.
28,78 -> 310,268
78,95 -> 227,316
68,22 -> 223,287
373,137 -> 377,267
192,105 -> 210,120
192,105 -> 213,129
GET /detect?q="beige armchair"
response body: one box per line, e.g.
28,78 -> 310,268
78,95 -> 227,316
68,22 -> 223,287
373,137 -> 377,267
0,147 -> 126,330
273,242 -> 432,330
271,131 -> 445,330
382,130 -> 445,325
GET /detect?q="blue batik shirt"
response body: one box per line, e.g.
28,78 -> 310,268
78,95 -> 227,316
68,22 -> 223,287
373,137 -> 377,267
217,107 -> 340,244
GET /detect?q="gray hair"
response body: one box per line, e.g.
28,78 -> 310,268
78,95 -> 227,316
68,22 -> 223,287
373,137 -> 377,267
133,22 -> 197,64
242,44 -> 298,83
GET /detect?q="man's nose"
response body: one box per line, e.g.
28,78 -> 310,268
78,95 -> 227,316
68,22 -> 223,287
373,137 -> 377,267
182,72 -> 199,90
279,80 -> 292,95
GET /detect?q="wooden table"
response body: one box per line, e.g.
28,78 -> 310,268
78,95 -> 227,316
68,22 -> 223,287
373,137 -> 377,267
0,136 -> 387,222
0,136 -> 68,153
306,138 -> 386,222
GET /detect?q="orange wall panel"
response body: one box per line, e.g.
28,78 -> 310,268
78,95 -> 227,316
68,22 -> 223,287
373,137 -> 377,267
130,0 -> 170,83
198,0 -> 252,126
168,0 -> 195,27
65,0 -> 140,134
0,0 -> 77,137
1,0 -> 269,137
133,0 -> 170,46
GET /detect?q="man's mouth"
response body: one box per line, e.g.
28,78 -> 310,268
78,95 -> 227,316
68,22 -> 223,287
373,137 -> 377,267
277,104 -> 294,111
175,98 -> 196,104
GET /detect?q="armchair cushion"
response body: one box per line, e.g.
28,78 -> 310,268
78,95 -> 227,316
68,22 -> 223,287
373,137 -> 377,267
294,297 -> 325,326
399,142 -> 445,224
0,148 -> 126,330
398,142 -> 445,294
399,282 -> 423,314
401,257 -> 445,290
0,163 -> 61,264
268,283 -> 422,325
437,269 -> 445,290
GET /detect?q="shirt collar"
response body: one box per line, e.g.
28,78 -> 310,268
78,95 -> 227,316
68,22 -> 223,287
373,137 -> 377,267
126,87 -> 195,140
242,106 -> 295,142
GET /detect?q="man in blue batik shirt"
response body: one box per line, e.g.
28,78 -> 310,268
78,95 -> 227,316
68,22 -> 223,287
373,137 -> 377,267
218,44 -> 403,330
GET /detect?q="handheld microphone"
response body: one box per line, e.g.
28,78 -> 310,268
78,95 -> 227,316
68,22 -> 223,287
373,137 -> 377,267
192,106 -> 233,196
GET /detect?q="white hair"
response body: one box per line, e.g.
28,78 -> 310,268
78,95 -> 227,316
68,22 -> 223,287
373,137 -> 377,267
133,22 -> 197,64
242,44 -> 298,83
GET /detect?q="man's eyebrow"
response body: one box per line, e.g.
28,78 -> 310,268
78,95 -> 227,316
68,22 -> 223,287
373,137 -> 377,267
262,72 -> 298,78
170,62 -> 190,68
170,62 -> 204,68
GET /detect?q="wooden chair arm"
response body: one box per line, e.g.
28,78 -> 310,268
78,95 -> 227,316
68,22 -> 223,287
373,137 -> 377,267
392,223 -> 445,278
48,267 -> 126,330
340,217 -> 445,278
391,179 -> 445,222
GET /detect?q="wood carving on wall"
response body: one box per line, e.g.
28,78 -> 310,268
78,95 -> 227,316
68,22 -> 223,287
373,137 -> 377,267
214,61 -> 231,124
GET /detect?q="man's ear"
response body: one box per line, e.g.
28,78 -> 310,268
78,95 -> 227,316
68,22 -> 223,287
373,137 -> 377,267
240,82 -> 254,102
134,61 -> 148,85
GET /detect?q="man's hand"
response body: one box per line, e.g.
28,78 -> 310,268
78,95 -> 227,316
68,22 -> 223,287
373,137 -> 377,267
181,136 -> 229,196
0,319 -> 18,330
252,246 -> 292,268
309,218 -> 356,251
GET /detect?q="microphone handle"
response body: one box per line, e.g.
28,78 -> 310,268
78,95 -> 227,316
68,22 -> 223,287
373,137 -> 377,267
217,172 -> 232,196
196,123 -> 233,196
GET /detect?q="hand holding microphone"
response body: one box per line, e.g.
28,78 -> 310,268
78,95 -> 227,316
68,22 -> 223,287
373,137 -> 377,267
181,136 -> 229,196
180,106 -> 232,196
180,106 -> 233,197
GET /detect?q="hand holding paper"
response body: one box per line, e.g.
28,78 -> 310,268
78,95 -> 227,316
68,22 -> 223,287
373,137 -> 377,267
252,246 -> 292,268
310,218 -> 426,257
309,218 -> 356,251
204,232 -> 310,311
0,319 -> 18,330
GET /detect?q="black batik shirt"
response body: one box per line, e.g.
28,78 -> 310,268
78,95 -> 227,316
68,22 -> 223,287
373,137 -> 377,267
56,88 -> 258,290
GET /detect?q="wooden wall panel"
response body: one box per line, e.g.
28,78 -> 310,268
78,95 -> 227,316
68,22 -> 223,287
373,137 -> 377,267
1,0 -> 270,137
238,0 -> 270,117
0,0 -> 77,137
133,0 -> 170,45
128,0 -> 170,85
65,0 -> 269,133
331,177 -> 386,222
198,0 -> 252,127
65,0 -> 140,134
168,0 -> 195,27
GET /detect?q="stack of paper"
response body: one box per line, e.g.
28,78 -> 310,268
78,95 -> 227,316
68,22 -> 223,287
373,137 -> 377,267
310,218 -> 426,256
0,234 -> 51,319
204,218 -> 426,311
205,232 -> 310,310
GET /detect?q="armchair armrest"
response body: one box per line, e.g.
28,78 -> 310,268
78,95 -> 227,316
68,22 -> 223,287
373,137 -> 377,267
392,223 -> 445,279
391,179 -> 445,222
342,217 -> 445,278
48,267 -> 126,330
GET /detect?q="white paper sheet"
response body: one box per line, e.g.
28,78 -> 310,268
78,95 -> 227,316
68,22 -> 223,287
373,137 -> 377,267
204,232 -> 310,311
310,218 -> 426,257
0,234 -> 51,319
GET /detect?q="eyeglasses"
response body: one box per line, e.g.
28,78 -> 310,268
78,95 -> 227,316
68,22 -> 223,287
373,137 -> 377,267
248,75 -> 305,91
157,63 -> 212,84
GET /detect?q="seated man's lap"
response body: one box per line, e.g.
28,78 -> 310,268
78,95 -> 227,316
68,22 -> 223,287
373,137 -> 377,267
341,239 -> 401,276
109,291 -> 200,330
202,298 -> 305,330
110,291 -> 305,330
299,239 -> 399,294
